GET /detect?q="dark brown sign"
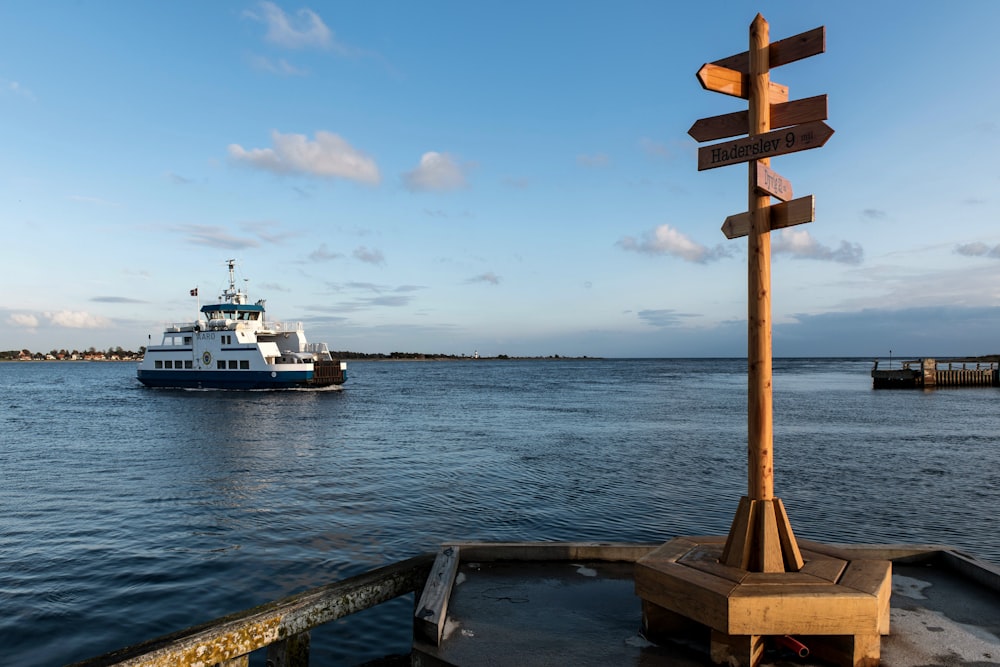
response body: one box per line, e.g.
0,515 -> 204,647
697,121 -> 833,171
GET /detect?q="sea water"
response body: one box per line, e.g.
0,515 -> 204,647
1,358 -> 998,665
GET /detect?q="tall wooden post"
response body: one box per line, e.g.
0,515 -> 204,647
747,14 -> 773,504
718,14 -> 803,573
637,18 -> 890,667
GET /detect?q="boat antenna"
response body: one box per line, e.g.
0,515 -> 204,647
224,259 -> 237,303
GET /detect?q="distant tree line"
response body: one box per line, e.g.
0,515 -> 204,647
329,351 -> 493,360
4,348 -> 589,362
0,346 -> 144,361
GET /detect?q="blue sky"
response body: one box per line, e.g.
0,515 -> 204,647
2,1 -> 1000,358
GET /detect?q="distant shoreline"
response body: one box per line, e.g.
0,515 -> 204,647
347,356 -> 603,362
1,355 -> 603,363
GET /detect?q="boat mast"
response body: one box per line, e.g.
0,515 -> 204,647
223,259 -> 238,304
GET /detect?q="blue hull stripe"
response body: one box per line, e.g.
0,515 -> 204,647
137,369 -> 324,389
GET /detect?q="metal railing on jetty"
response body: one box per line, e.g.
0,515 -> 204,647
69,553 -> 435,667
872,357 -> 1000,389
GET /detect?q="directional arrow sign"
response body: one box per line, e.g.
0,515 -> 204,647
697,63 -> 789,102
697,121 -> 834,171
711,26 -> 825,74
756,162 -> 793,201
721,195 -> 815,240
688,94 -> 827,143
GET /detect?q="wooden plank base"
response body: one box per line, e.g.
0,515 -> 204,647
720,496 -> 804,572
636,536 -> 891,667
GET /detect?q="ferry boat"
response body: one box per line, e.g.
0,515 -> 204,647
136,260 -> 346,389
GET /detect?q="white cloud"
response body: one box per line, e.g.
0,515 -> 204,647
239,220 -> 297,244
772,229 -> 863,265
353,246 -> 385,265
617,224 -> 731,263
44,311 -> 112,329
309,243 -> 342,262
402,152 -> 468,192
637,309 -> 696,328
249,1 -> 332,50
171,224 -> 260,249
466,272 -> 500,285
9,314 -> 39,328
956,242 -> 1000,259
228,130 -> 380,184
247,54 -> 307,76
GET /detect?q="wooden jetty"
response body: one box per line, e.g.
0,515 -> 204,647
68,540 -> 1000,667
871,357 -> 1000,389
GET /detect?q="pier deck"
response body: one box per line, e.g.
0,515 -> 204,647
71,541 -> 1000,667
414,542 -> 1000,667
872,357 -> 1000,389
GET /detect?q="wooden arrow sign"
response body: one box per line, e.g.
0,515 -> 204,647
721,195 -> 815,239
697,121 -> 834,171
688,94 -> 827,143
697,63 -> 789,103
756,163 -> 792,201
711,26 -> 825,74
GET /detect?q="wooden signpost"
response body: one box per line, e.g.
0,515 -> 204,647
689,14 -> 836,575
637,17 -> 891,666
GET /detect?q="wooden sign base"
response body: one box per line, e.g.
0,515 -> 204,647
635,536 -> 891,667
721,496 -> 803,572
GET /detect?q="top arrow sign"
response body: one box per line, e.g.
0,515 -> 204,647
711,26 -> 825,74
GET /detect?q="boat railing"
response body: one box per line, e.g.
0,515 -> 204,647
69,553 -> 435,667
161,320 -> 304,334
268,320 -> 305,334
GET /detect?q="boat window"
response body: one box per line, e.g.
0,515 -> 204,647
155,360 -> 163,369
228,360 -> 238,369
185,360 -> 193,369
164,360 -> 173,369
184,337 -> 192,345
217,360 -> 225,369
240,360 -> 249,369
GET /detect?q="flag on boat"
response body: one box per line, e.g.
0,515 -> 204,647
190,288 -> 198,296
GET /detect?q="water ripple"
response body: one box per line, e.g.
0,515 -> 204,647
1,359 -> 997,665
